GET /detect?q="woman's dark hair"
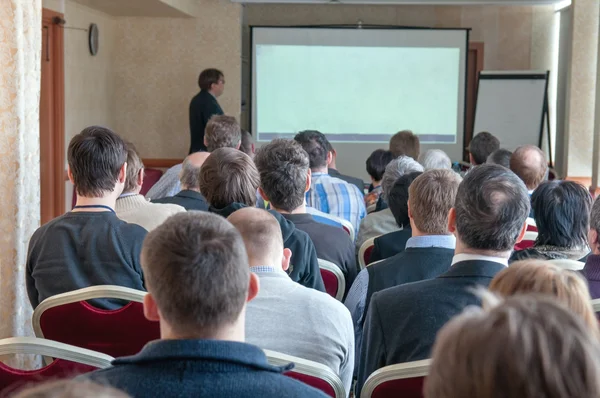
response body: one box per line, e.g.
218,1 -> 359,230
388,171 -> 423,228
366,149 -> 395,182
532,180 -> 592,248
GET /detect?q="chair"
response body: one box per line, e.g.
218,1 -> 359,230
366,204 -> 377,214
32,286 -> 160,358
264,349 -> 345,398
548,258 -> 585,271
140,168 -> 164,196
339,218 -> 356,242
525,217 -> 538,232
318,259 -> 345,301
359,237 -> 377,269
0,337 -> 113,395
306,210 -> 355,241
514,231 -> 538,251
361,359 -> 431,398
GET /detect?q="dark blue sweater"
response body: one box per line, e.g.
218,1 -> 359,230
86,339 -> 328,398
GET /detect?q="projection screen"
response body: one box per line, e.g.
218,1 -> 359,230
251,26 -> 469,180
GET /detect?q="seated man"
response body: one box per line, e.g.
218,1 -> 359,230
152,152 -> 210,211
115,141 -> 185,230
26,126 -> 146,310
364,149 -> 395,211
389,130 -> 420,160
424,295 -> 600,398
86,212 -> 327,398
295,130 -> 366,233
145,115 -> 241,200
254,139 -> 357,295
510,145 -> 548,195
200,148 -> 325,292
369,171 -> 422,263
357,164 -> 530,396
468,131 -> 500,166
346,170 -> 460,372
418,149 -> 452,170
228,208 -> 354,393
486,148 -> 512,169
327,142 -> 364,192
584,197 -> 600,298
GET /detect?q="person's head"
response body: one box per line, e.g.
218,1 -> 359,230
589,198 -> 600,255
366,149 -> 395,184
380,156 -> 424,202
424,294 -> 600,398
450,164 -> 530,255
179,152 -> 210,191
199,148 -> 260,209
13,380 -> 130,398
388,171 -> 423,228
486,148 -> 513,169
389,130 -> 420,160
468,131 -> 500,165
227,207 -> 292,270
294,130 -> 331,172
254,139 -> 309,213
510,145 -> 549,191
198,68 -> 225,97
489,260 -> 598,334
123,141 -> 144,194
141,212 -> 259,340
417,149 -> 452,171
408,169 -> 462,236
532,180 -> 592,249
67,126 -> 127,199
239,130 -> 255,158
203,115 -> 241,152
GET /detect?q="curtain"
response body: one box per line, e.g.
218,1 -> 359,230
0,0 -> 42,368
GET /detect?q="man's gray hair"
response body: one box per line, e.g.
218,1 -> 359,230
381,156 -> 424,202
589,198 -> 600,233
418,149 -> 452,171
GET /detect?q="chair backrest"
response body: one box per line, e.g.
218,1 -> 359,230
264,349 -> 345,398
140,168 -> 164,196
358,237 -> 377,269
361,359 -> 431,398
318,259 -> 345,301
366,204 -> 377,214
339,219 -> 355,242
514,231 -> 538,251
548,258 -> 585,271
0,337 -> 113,396
32,286 -> 160,358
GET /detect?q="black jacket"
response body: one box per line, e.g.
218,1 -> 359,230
189,90 -> 223,154
329,168 -> 364,193
210,204 -> 325,292
369,228 -> 412,263
357,259 -> 505,396
152,190 -> 209,211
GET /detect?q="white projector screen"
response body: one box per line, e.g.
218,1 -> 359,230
251,26 -> 469,180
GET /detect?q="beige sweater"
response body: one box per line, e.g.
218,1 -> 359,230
115,194 -> 185,231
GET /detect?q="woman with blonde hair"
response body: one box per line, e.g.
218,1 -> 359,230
489,259 -> 598,334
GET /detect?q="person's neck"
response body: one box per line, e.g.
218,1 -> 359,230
411,227 -> 450,238
272,204 -> 306,215
160,314 -> 246,343
453,239 -> 511,259
207,89 -> 218,98
73,196 -> 117,211
329,162 -> 337,170
372,180 -> 381,188
181,186 -> 201,193
312,167 -> 328,174
248,257 -> 280,268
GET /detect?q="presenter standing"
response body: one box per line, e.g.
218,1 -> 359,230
189,68 -> 225,154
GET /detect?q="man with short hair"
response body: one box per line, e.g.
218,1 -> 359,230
204,115 -> 242,152
389,130 -> 420,159
468,131 -> 500,165
26,126 -> 146,310
346,170 -> 460,375
189,68 -> 225,154
86,212 -> 327,398
357,164 -> 530,396
255,139 -> 357,295
228,208 -> 354,394
364,149 -> 395,211
200,147 -> 325,292
295,130 -> 366,234
327,142 -> 364,192
487,148 -> 513,169
510,145 -> 548,194
152,152 -> 210,211
583,198 -> 600,298
418,149 -> 452,170
115,142 -> 185,230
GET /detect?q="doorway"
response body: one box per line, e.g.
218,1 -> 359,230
465,42 -> 485,161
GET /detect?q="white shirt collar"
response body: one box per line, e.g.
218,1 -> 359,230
451,253 -> 508,267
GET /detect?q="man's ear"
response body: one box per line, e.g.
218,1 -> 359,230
589,229 -> 599,249
514,221 -> 528,244
204,136 -> 208,148
326,151 -> 333,166
67,165 -> 75,185
258,187 -> 269,202
118,162 -> 128,184
281,248 -> 292,271
407,200 -> 413,220
304,170 -> 312,193
447,207 -> 457,234
247,272 -> 260,302
469,154 -> 475,165
251,143 -> 255,154
235,140 -> 241,150
137,168 -> 145,187
143,293 -> 160,322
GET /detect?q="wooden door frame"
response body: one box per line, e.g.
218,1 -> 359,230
41,8 -> 65,223
464,42 -> 485,161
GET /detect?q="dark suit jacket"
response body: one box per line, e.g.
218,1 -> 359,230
369,228 -> 412,263
357,259 -> 506,396
189,90 -> 223,154
329,168 -> 364,193
152,190 -> 209,211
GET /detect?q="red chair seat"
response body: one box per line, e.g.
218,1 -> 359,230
364,246 -> 374,266
140,168 -> 163,196
320,268 -> 339,299
285,371 -> 337,397
370,376 -> 425,398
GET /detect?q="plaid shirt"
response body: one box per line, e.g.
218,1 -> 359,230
306,172 -> 366,233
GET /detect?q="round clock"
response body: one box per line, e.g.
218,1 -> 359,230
89,23 -> 99,56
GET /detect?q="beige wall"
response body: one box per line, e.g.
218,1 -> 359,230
113,1 -> 242,159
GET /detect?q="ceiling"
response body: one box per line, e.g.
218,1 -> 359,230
71,0 -> 192,17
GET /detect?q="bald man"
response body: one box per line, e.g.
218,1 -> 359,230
151,152 -> 210,211
510,145 -> 548,194
228,207 -> 355,394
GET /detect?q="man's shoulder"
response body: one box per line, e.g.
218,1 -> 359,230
147,202 -> 186,215
373,276 -> 442,305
